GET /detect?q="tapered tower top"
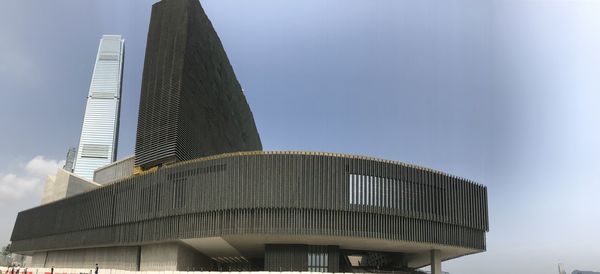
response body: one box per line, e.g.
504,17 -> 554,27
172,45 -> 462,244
135,0 -> 262,170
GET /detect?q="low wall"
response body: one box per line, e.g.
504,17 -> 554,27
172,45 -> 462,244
21,243 -> 212,272
0,268 -> 356,274
0,268 -> 420,274
29,247 -> 140,271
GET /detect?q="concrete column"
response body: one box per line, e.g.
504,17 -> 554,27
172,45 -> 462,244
430,250 -> 442,274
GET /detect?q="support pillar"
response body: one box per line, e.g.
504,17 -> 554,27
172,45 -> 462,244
430,250 -> 441,274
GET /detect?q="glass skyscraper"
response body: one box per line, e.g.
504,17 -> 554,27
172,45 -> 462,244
73,35 -> 124,180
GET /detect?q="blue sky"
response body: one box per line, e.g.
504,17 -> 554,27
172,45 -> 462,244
1,1 -> 599,273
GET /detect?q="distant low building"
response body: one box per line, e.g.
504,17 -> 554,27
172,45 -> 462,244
62,147 -> 77,172
573,270 -> 600,274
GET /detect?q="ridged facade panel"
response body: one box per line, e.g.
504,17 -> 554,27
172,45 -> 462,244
135,1 -> 185,168
12,152 -> 488,253
134,0 -> 262,170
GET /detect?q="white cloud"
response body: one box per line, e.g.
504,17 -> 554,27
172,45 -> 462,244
24,155 -> 63,177
0,155 -> 64,204
0,173 -> 41,200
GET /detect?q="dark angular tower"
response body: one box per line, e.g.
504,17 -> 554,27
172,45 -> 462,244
135,0 -> 262,169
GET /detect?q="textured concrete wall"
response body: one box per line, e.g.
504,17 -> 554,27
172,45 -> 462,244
40,168 -> 100,204
140,242 -> 212,271
65,172 -> 99,197
31,252 -> 47,267
40,175 -> 58,204
140,243 -> 177,271
26,243 -> 209,271
135,0 -> 262,169
94,155 -> 135,184
176,243 -> 214,271
42,246 -> 140,270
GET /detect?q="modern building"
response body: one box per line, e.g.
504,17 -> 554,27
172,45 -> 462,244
63,147 -> 77,172
13,151 -> 488,273
10,1 -> 488,274
73,35 -> 125,180
134,0 -> 261,171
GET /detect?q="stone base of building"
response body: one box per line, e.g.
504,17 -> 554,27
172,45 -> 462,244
26,243 -> 449,273
29,242 -> 213,271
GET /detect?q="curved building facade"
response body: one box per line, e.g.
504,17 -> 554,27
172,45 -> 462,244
12,151 -> 488,272
12,1 -> 488,273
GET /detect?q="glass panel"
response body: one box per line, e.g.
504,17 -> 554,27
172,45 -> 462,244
359,175 -> 363,204
349,175 -> 353,204
318,252 -> 322,267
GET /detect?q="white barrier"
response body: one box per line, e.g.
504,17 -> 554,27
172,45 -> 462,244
0,269 -> 370,274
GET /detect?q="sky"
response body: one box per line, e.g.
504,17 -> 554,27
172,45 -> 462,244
0,0 -> 599,274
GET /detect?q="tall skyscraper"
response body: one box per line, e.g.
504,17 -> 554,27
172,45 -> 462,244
73,35 -> 124,180
134,0 -> 262,170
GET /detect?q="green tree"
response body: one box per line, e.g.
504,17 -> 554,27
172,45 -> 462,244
1,244 -> 12,256
1,244 -> 12,267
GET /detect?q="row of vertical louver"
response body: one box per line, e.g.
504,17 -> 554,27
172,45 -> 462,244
134,0 -> 184,169
134,0 -> 262,169
11,152 -> 488,252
